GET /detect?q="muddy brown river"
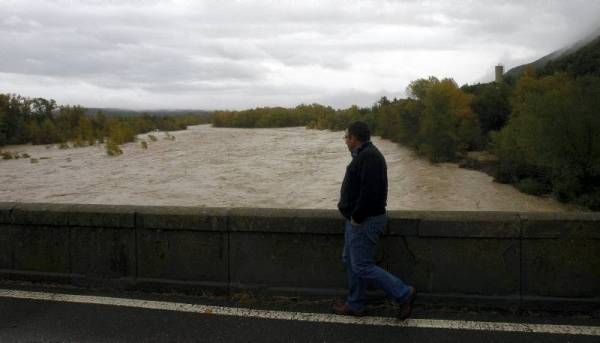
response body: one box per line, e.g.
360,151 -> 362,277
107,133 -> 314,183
0,124 -> 576,212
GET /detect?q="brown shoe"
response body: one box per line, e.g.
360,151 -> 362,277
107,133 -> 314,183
332,302 -> 366,317
397,286 -> 416,320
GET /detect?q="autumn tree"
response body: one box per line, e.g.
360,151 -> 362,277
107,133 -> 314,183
412,78 -> 479,161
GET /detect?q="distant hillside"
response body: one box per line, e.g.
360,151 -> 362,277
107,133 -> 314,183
506,33 -> 600,80
85,108 -> 212,118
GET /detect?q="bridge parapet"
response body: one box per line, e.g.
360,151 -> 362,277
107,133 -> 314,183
0,202 -> 598,311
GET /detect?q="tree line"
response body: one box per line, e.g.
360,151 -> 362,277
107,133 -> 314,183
0,94 -> 211,153
213,72 -> 600,210
213,77 -> 503,162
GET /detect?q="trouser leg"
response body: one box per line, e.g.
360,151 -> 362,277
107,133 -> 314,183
343,220 -> 367,311
349,215 -> 412,304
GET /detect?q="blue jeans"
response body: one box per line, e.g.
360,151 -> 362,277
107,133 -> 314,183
342,214 -> 411,311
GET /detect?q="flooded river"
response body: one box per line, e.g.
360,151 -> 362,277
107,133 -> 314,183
0,124 -> 575,212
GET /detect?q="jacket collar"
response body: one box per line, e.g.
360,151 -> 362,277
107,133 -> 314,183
351,141 -> 371,158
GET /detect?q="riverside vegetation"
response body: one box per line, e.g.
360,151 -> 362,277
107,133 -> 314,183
0,95 -> 211,156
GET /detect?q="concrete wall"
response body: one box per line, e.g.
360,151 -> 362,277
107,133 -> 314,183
1,202 -> 598,311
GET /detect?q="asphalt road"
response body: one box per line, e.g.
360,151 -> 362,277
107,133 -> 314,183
1,282 -> 598,343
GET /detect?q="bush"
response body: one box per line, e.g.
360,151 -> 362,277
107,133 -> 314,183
574,189 -> 600,211
515,178 -> 552,196
106,140 -> 123,156
72,137 -> 87,147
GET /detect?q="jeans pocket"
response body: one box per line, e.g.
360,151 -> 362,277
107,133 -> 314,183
351,221 -> 366,232
353,219 -> 374,238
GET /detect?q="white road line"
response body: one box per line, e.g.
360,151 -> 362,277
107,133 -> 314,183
0,288 -> 598,336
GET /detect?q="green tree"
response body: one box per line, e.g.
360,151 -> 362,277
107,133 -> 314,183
0,103 -> 7,146
76,115 -> 95,146
463,82 -> 512,137
492,72 -> 600,208
3,94 -> 30,144
28,118 -> 59,144
407,76 -> 440,101
417,78 -> 478,161
30,97 -> 56,123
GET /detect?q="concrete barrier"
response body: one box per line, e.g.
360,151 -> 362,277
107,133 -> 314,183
0,202 -> 598,311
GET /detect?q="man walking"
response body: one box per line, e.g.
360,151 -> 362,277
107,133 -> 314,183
333,121 -> 416,319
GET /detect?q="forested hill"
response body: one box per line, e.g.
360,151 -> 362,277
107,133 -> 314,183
506,33 -> 600,80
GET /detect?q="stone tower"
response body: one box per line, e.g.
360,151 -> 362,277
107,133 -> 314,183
495,65 -> 504,83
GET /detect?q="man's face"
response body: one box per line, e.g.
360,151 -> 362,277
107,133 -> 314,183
344,130 -> 360,152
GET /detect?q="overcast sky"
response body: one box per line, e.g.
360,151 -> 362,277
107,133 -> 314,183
1,0 -> 599,110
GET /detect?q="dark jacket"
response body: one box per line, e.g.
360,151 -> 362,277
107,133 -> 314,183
338,141 -> 388,223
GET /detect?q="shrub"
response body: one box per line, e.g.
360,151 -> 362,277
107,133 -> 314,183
574,189 -> 600,211
72,137 -> 87,147
515,178 -> 552,196
106,140 -> 123,156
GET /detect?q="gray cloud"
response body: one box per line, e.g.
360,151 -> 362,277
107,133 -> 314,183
1,0 -> 599,109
